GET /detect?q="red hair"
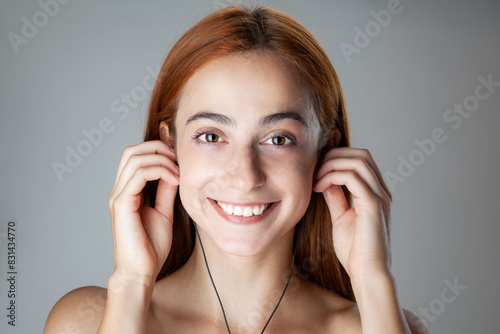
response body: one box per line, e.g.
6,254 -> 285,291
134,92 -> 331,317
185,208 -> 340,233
143,4 -> 354,301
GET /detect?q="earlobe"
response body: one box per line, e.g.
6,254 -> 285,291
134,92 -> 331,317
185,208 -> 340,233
159,121 -> 175,151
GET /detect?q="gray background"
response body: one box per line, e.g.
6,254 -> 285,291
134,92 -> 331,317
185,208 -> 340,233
1,0 -> 499,332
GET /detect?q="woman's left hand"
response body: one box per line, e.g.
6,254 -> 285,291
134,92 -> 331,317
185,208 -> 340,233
312,147 -> 393,284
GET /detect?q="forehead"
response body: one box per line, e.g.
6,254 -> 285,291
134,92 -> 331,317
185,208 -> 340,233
175,52 -> 316,127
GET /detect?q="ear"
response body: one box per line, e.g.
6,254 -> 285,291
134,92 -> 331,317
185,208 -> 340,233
320,127 -> 342,150
332,127 -> 341,147
159,121 -> 175,151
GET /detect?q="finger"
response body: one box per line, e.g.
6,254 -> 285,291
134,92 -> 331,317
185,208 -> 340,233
113,153 -> 179,200
154,177 -> 179,220
110,166 -> 179,249
318,148 -> 392,201
314,157 -> 390,205
314,183 -> 349,221
112,140 -> 176,191
313,170 -> 379,214
113,166 -> 179,214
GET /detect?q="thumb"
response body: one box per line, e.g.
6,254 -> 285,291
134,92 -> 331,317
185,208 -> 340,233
154,177 -> 179,221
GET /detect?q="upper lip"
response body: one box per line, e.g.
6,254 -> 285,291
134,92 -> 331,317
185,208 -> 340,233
210,198 -> 276,206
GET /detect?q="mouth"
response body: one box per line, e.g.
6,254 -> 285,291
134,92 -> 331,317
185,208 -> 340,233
208,198 -> 279,224
216,200 -> 274,216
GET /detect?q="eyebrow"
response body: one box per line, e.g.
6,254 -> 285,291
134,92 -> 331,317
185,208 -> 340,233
185,110 -> 309,129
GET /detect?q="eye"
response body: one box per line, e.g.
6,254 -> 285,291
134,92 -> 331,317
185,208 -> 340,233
264,134 -> 296,148
192,130 -> 223,144
201,133 -> 220,143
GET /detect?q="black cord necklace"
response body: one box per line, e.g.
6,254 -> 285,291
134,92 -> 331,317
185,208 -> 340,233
192,218 -> 304,334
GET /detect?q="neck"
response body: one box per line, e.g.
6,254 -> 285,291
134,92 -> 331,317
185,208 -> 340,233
177,221 -> 302,332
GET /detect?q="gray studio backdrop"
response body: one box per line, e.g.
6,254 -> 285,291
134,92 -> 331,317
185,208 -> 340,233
1,0 -> 499,332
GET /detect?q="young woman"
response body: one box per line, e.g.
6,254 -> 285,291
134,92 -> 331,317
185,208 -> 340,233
44,5 -> 428,333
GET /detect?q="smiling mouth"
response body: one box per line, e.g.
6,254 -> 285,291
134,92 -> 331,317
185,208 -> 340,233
213,199 -> 275,217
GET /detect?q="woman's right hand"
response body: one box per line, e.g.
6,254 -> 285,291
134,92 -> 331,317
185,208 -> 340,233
108,140 -> 180,287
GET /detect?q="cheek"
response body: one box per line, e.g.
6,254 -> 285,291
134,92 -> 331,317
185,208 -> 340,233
267,156 -> 315,214
178,151 -> 225,214
272,153 -> 316,184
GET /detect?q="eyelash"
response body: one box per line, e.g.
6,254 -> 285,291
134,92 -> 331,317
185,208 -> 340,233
191,130 -> 297,149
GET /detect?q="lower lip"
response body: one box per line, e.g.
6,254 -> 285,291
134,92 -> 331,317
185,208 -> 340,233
209,198 -> 280,225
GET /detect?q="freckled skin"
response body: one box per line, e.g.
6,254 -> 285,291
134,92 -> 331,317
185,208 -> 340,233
171,52 -> 322,256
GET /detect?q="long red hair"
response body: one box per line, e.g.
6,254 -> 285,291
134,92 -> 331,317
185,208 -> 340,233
143,4 -> 354,302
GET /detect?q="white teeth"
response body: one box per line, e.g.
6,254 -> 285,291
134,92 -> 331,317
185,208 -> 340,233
243,207 -> 253,217
234,206 -> 243,216
216,201 -> 271,217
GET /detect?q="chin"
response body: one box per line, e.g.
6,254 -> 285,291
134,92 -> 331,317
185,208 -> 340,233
216,235 -> 271,257
205,217 -> 298,259
194,222 -> 271,257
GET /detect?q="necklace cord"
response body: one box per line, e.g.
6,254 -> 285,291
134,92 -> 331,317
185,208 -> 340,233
193,219 -> 305,334
193,222 -> 232,334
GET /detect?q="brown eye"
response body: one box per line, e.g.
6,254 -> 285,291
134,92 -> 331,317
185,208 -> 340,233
272,136 -> 286,145
263,134 -> 295,149
204,133 -> 220,143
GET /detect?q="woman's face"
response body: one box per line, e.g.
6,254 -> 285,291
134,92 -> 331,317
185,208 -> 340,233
168,52 -> 322,256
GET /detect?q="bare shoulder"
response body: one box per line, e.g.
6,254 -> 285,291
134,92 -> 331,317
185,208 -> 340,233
319,289 -> 430,334
402,308 -> 430,334
296,278 -> 362,333
320,296 -> 430,334
322,294 -> 363,333
308,283 -> 429,333
43,285 -> 107,334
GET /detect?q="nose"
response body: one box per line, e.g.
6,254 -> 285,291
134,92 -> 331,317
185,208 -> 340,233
224,144 -> 266,191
